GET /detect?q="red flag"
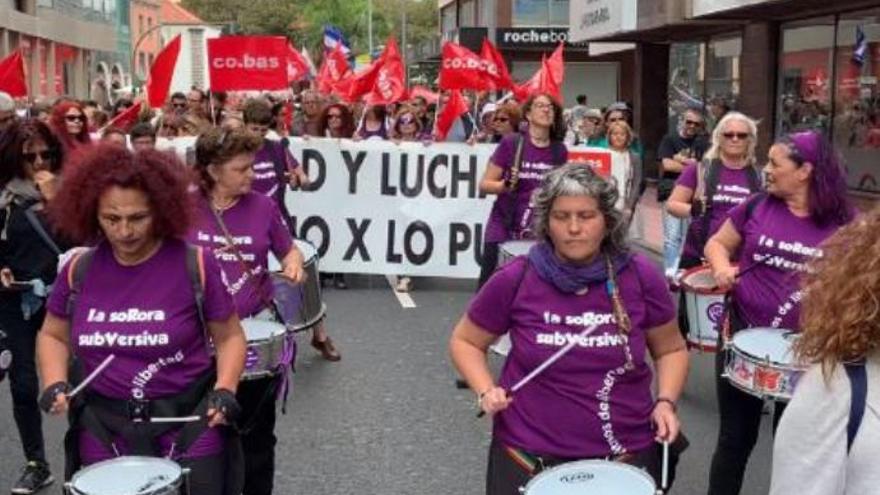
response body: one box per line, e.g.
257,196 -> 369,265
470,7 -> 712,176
286,43 -> 311,83
408,85 -> 439,105
433,90 -> 469,141
479,39 -> 513,90
439,42 -> 492,91
513,43 -> 564,103
145,35 -> 181,108
104,101 -> 143,132
0,50 -> 28,97
346,37 -> 402,102
317,44 -> 352,94
207,36 -> 289,91
364,38 -> 406,105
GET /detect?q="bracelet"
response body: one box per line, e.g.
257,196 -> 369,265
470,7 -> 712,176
655,397 -> 677,413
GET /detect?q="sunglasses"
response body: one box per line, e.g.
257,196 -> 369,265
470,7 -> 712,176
399,115 -> 415,125
328,113 -> 343,119
493,116 -> 510,123
23,150 -> 55,163
684,119 -> 703,126
172,103 -> 187,109
65,115 -> 86,123
723,132 -> 749,140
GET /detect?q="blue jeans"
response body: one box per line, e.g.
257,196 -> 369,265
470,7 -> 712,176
662,206 -> 688,276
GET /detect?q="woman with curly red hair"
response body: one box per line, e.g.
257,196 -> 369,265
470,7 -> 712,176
770,207 -> 880,495
49,101 -> 91,153
318,103 -> 355,138
36,144 -> 247,495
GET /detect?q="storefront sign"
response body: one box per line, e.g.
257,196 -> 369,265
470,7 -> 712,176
569,0 -> 637,43
495,28 -> 588,49
692,0 -> 768,17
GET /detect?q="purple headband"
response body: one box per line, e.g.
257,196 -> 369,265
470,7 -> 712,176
785,131 -> 821,165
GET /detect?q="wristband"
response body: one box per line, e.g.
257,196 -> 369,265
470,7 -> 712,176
690,199 -> 705,218
208,388 -> 241,422
39,381 -> 70,413
655,397 -> 677,413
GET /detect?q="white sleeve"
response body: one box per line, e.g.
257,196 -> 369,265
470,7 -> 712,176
769,364 -> 848,495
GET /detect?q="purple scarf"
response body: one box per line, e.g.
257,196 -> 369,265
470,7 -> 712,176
527,241 -> 631,294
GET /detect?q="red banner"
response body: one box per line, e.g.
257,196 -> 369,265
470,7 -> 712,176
207,36 -> 289,91
439,42 -> 497,91
567,148 -> 611,178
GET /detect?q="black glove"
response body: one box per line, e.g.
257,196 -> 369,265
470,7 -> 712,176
691,199 -> 706,218
207,388 -> 241,423
39,381 -> 70,413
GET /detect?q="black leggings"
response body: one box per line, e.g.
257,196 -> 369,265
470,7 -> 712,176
706,323 -> 786,495
477,241 -> 501,289
236,376 -> 279,495
180,453 -> 227,495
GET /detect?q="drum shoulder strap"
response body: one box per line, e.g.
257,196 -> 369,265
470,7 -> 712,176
184,243 -> 207,332
66,248 -> 96,318
845,362 -> 868,454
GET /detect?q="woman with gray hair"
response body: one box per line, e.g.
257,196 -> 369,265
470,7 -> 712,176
450,164 -> 689,494
666,111 -> 763,270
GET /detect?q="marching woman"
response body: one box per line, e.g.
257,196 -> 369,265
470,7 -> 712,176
770,207 -> 880,495
188,127 -> 307,495
703,130 -> 855,495
476,93 -> 569,288
48,101 -> 91,155
666,111 -> 763,270
0,120 -> 68,494
36,144 -> 247,495
451,164 -> 689,494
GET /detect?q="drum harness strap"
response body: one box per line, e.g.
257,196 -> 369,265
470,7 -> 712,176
63,244 -> 216,467
694,159 -> 762,250
503,135 -> 565,240
502,254 -> 637,476
845,361 -> 867,454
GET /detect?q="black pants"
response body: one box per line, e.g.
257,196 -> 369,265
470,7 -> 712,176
0,296 -> 47,464
486,439 -> 678,495
707,328 -> 786,495
236,376 -> 279,495
477,241 -> 501,289
180,453 -> 227,495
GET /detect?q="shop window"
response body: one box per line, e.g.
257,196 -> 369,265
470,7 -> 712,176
668,42 -> 705,131
441,4 -> 456,38
833,8 -> 880,194
706,36 -> 741,124
776,16 -> 835,136
549,0 -> 569,26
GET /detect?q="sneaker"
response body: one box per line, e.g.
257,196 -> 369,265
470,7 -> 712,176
11,461 -> 53,494
395,276 -> 412,292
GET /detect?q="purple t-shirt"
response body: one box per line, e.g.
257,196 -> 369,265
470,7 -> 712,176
484,133 -> 568,243
187,192 -> 293,318
468,254 -> 675,458
251,139 -> 300,210
677,161 -> 760,260
730,195 -> 843,330
46,239 -> 235,463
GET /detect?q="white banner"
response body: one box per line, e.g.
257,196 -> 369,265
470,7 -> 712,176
157,137 -> 622,279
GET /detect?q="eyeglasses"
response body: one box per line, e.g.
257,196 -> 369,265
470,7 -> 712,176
532,102 -> 554,111
23,150 -> 55,163
65,115 -> 86,123
723,132 -> 750,141
684,119 -> 703,127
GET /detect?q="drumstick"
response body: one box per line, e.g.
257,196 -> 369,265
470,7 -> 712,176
477,323 -> 600,418
150,415 -> 202,424
709,254 -> 772,291
661,440 -> 669,491
66,354 -> 115,399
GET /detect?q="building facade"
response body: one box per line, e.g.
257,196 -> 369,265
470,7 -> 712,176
0,0 -> 118,100
130,0 -> 161,84
570,0 -> 880,198
437,0 -> 637,110
159,0 -> 220,94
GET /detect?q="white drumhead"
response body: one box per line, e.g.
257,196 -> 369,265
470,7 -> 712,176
500,240 -> 535,258
732,327 -> 799,365
293,239 -> 318,263
682,267 -> 715,290
71,456 -> 181,495
241,319 -> 287,342
523,460 -> 655,495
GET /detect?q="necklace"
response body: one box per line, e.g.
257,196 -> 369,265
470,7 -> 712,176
211,194 -> 239,212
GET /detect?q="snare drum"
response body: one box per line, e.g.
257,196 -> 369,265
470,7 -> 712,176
66,456 -> 185,495
680,265 -> 728,352
498,240 -> 535,268
520,460 -> 656,495
269,239 -> 327,332
724,327 -> 806,401
241,319 -> 290,381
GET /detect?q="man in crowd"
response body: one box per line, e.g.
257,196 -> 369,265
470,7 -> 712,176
169,92 -> 188,116
291,90 -> 324,137
129,122 -> 157,152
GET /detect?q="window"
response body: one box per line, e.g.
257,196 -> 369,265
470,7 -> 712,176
833,8 -> 880,193
513,0 -> 548,26
147,17 -> 153,39
459,0 -> 475,27
139,15 -> 144,36
441,5 -> 456,37
549,0 -> 569,26
777,17 -> 835,136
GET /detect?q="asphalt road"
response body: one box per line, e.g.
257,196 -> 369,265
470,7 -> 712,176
0,272 -> 775,495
